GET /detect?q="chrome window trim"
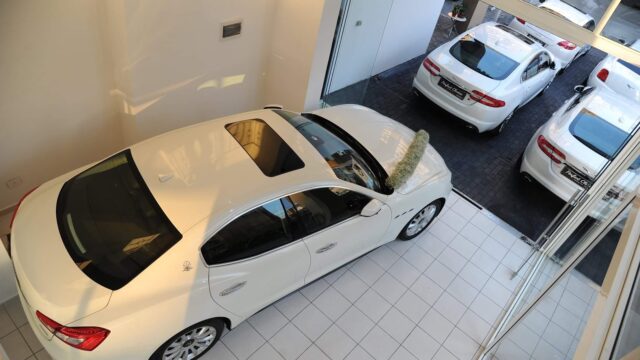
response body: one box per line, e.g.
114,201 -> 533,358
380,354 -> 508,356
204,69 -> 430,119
199,185 -> 376,268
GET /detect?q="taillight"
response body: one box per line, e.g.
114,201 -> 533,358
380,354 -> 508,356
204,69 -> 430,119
597,68 -> 609,82
516,17 -> 526,24
537,135 -> 566,164
9,187 -> 38,229
422,58 -> 440,76
557,40 -> 577,50
469,90 -> 506,108
36,311 -> 109,351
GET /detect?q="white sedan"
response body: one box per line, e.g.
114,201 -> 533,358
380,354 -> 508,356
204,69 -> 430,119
509,0 -> 595,70
413,22 -> 558,134
9,105 -> 451,360
520,86 -> 640,202
587,40 -> 640,103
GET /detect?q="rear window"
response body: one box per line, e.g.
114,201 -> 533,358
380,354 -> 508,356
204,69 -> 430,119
618,59 -> 640,76
57,150 -> 182,290
449,36 -> 519,80
225,119 -> 304,176
569,109 -> 629,161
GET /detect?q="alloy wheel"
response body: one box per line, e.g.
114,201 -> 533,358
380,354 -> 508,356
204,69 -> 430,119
405,204 -> 438,237
162,326 -> 217,360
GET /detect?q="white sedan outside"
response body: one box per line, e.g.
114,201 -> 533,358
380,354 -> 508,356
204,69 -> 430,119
509,0 -> 595,70
520,86 -> 640,203
413,21 -> 559,134
586,40 -> 640,103
9,105 -> 452,360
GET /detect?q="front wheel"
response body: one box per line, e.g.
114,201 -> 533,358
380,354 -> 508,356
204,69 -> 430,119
150,319 -> 225,360
399,200 -> 443,240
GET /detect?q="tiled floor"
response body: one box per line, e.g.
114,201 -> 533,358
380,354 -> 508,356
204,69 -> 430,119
0,191 -> 531,360
0,191 -> 600,360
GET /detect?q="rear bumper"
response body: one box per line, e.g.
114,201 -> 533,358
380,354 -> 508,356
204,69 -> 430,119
520,137 -> 580,202
412,68 -> 509,133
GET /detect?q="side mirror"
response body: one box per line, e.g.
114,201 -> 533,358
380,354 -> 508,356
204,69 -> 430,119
574,85 -> 593,94
550,61 -> 556,70
361,199 -> 383,217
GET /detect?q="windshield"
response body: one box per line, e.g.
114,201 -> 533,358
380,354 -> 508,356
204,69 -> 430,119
57,150 -> 181,290
570,109 -> 630,160
274,110 -> 389,193
449,36 -> 519,80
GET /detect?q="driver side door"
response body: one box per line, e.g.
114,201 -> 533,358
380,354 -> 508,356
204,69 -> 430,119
287,187 -> 392,283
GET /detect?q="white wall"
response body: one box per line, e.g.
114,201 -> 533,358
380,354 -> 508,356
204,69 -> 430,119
328,0 -> 444,93
263,0 -> 341,111
0,0 -> 123,209
0,0 -> 340,210
106,0 -> 278,144
371,0 -> 445,75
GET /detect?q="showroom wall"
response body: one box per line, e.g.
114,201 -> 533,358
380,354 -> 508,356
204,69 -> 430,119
0,0 -> 122,211
0,0 -> 339,210
327,0 -> 444,93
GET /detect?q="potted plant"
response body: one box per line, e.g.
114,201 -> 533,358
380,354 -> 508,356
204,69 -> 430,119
452,3 -> 465,18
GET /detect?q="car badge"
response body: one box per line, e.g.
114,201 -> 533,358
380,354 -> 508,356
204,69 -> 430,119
183,261 -> 193,272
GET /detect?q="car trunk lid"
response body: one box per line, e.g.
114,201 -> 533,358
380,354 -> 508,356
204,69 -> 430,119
10,181 -> 111,337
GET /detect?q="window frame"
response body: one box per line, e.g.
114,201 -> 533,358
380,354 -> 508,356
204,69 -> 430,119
199,185 -> 375,267
522,53 -> 543,82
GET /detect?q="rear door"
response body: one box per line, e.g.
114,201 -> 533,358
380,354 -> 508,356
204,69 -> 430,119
288,187 -> 392,283
204,199 -> 310,318
521,52 -> 553,104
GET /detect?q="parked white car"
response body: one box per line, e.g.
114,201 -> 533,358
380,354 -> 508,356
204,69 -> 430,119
413,22 -> 559,134
509,0 -> 595,70
586,40 -> 640,103
9,105 -> 451,360
520,86 -> 640,202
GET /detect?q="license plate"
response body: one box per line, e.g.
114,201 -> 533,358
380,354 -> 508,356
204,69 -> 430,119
561,166 -> 591,188
438,78 -> 467,100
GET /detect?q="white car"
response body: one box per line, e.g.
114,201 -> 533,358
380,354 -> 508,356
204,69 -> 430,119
509,0 -> 595,70
520,86 -> 640,202
9,105 -> 452,360
587,40 -> 640,103
413,22 -> 558,134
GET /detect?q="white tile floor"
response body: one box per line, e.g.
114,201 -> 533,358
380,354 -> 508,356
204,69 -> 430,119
0,191 -> 596,360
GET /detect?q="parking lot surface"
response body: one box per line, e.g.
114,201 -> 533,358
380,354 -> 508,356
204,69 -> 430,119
325,43 -> 606,241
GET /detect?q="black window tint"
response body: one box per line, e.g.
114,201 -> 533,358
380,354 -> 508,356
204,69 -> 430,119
449,37 -> 519,80
274,110 -> 383,192
569,109 -> 629,160
584,20 -> 596,31
202,200 -> 292,265
288,188 -> 370,235
57,150 -> 182,290
538,53 -> 551,71
523,56 -> 541,81
225,119 -> 304,177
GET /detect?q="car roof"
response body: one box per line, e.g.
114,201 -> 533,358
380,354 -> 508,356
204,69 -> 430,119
540,0 -> 594,26
470,22 -> 541,63
581,88 -> 640,132
129,109 -> 339,233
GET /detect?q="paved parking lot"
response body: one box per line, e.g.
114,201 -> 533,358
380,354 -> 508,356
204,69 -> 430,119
324,28 -> 606,241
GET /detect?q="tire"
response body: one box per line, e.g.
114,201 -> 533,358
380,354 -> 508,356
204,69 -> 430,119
398,200 -> 443,240
150,319 -> 225,360
488,110 -> 515,136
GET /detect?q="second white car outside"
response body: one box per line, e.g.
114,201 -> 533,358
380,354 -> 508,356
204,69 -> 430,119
587,40 -> 640,103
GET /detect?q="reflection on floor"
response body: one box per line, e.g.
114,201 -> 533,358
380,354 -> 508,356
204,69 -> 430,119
490,262 -> 598,360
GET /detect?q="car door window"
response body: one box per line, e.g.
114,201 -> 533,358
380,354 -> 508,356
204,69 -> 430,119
201,199 -> 293,265
288,188 -> 371,235
523,55 -> 541,81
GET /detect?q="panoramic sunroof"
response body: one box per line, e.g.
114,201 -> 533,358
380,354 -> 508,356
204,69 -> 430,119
225,119 -> 304,177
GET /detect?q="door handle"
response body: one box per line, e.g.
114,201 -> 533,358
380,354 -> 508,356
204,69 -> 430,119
316,243 -> 337,254
219,281 -> 246,296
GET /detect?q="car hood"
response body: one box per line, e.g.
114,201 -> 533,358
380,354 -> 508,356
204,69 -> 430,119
310,105 -> 449,194
10,176 -> 111,330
